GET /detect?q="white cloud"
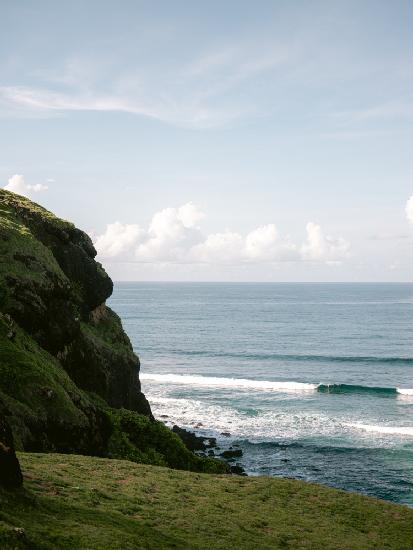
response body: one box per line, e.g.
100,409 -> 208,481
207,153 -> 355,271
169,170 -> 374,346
3,174 -> 48,198
94,222 -> 144,259
405,196 -> 413,225
301,222 -> 350,263
177,202 -> 205,228
245,224 -> 298,261
94,203 -> 349,266
192,231 -> 244,263
135,204 -> 204,262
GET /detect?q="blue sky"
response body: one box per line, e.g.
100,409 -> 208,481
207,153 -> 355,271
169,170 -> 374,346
1,0 -> 413,281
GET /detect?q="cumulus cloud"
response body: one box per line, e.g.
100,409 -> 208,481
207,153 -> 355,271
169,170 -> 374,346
94,222 -> 144,259
405,196 -> 413,225
301,222 -> 350,263
135,204 -> 204,262
192,231 -> 245,263
94,203 -> 349,266
245,224 -> 298,261
3,174 -> 48,198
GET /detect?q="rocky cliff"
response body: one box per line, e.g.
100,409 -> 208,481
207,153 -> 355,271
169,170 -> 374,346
0,189 -> 227,474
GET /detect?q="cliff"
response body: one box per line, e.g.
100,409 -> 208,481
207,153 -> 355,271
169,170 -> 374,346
0,189 -> 226,473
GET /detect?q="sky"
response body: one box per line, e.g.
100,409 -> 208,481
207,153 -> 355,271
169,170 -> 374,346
1,0 -> 413,281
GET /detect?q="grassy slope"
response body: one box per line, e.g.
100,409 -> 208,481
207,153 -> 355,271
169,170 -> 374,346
0,453 -> 412,550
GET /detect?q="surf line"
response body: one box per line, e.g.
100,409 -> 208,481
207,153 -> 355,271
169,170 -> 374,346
140,373 -> 413,397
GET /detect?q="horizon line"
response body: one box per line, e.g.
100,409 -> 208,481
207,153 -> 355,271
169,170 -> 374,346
111,280 -> 413,284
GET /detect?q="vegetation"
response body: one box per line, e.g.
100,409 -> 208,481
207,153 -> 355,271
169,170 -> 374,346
0,188 -> 226,473
0,313 -> 97,452
107,408 -> 228,473
0,452 -> 412,549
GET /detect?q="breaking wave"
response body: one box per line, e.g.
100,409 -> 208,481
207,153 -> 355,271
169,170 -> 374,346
140,373 -> 412,398
348,424 -> 413,436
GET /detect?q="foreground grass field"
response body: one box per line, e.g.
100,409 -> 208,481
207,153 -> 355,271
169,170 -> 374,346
0,453 -> 412,549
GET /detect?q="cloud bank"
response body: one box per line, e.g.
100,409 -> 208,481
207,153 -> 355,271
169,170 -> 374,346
94,202 -> 349,266
3,174 -> 48,198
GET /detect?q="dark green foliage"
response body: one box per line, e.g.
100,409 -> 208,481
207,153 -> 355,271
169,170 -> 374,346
107,408 -> 229,474
0,313 -> 110,455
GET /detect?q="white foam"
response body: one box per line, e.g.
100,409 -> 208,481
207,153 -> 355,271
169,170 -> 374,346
145,384 -> 413,444
146,391 -> 338,440
397,388 -> 413,396
140,373 -> 317,392
349,423 -> 413,436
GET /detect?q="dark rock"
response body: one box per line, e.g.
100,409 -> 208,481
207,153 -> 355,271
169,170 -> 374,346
0,416 -> 23,489
172,426 -> 210,452
220,449 -> 243,459
61,306 -> 151,415
230,464 -> 247,476
220,432 -> 231,437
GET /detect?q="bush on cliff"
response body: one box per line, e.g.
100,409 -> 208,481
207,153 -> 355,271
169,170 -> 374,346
107,408 -> 228,473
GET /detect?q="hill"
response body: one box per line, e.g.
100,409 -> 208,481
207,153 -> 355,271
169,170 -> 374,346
1,452 -> 413,549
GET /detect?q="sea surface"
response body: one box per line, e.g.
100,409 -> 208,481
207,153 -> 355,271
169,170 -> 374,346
108,282 -> 413,506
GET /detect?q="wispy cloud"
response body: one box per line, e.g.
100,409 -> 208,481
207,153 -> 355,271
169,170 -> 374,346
330,99 -> 413,127
1,20 -> 411,133
0,84 -> 249,128
0,38 -> 294,128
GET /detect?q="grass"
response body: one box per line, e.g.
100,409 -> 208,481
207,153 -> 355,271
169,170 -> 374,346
0,453 -> 412,549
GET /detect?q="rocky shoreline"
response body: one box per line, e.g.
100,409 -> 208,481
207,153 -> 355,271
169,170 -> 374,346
171,425 -> 247,476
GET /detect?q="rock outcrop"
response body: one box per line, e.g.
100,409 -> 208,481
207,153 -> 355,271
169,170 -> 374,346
0,190 -> 149,414
0,190 -> 151,454
0,189 -> 150,451
0,189 -> 227,474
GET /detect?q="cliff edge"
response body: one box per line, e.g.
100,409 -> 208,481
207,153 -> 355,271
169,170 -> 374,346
0,189 -> 226,473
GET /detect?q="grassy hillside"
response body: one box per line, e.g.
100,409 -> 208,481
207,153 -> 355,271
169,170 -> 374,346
0,453 -> 412,549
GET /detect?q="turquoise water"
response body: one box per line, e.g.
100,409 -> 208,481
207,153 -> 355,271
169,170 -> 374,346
109,283 -> 413,506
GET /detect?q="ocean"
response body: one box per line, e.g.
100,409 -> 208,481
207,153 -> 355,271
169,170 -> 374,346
108,282 -> 413,506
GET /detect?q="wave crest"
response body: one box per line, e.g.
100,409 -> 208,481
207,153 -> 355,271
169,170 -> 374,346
348,423 -> 413,436
141,373 -> 413,399
140,373 -> 316,392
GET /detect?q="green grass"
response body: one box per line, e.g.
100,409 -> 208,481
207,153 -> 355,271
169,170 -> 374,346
0,453 -> 412,549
